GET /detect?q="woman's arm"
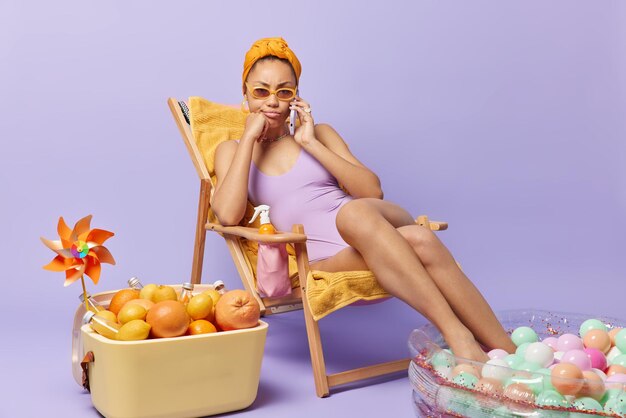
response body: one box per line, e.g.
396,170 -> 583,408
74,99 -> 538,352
212,139 -> 253,226
212,111 -> 270,225
304,123 -> 384,199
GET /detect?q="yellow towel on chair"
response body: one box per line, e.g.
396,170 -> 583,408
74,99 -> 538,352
306,270 -> 390,321
188,96 -> 390,319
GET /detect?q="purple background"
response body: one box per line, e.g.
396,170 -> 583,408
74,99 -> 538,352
1,1 -> 625,417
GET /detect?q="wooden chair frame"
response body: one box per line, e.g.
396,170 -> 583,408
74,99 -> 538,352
167,97 -> 449,397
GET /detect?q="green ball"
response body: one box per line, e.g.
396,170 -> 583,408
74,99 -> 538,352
600,388 -> 622,406
536,368 -> 556,391
452,371 -> 478,389
521,371 -> 545,395
604,393 -> 626,415
515,342 -> 531,358
579,319 -> 608,338
611,353 -> 626,368
573,397 -> 603,412
615,329 -> 626,352
517,361 -> 541,373
431,350 -> 455,368
504,354 -> 523,369
536,390 -> 569,407
511,326 -> 539,346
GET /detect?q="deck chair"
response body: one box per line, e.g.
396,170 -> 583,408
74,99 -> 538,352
168,97 -> 449,397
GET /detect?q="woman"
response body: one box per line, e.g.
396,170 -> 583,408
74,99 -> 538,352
212,37 -> 516,361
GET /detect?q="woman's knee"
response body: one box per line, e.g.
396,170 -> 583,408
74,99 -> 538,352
398,225 -> 440,258
336,199 -> 381,238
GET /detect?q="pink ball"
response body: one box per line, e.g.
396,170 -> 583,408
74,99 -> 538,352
605,373 -> 626,388
584,348 -> 607,371
561,349 -> 592,370
557,333 -> 584,352
488,348 -> 509,360
542,337 -> 559,351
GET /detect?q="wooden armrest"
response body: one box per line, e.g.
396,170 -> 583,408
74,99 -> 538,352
206,222 -> 307,243
415,215 -> 448,231
427,221 -> 448,231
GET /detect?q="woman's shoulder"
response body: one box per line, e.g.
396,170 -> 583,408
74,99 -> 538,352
216,139 -> 239,153
314,123 -> 348,147
214,139 -> 240,164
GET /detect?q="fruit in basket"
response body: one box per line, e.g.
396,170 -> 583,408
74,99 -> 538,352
139,283 -> 159,301
108,289 -> 140,315
152,285 -> 178,303
118,319 -> 151,341
95,310 -> 118,323
187,319 -> 217,335
123,298 -> 154,311
203,288 -> 222,305
146,300 -> 190,338
118,304 -> 148,325
186,293 -> 213,320
215,290 -> 260,331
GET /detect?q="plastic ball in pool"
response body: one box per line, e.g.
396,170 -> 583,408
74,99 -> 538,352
535,389 -> 569,408
488,348 -> 508,360
524,342 -> 554,368
572,396 -> 603,413
583,329 -> 612,354
579,318 -> 608,337
604,392 -> 626,415
408,309 -> 626,417
584,347 -> 607,371
612,354 -> 626,368
556,333 -> 584,352
615,329 -> 626,352
560,349 -> 592,370
578,370 -> 605,400
511,326 -> 538,346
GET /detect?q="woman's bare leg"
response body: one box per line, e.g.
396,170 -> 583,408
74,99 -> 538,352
311,198 -> 514,359
395,223 -> 516,353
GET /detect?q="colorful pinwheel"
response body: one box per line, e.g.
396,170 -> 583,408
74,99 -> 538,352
41,215 -> 115,305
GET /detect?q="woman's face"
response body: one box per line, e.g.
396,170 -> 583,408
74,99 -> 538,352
244,60 -> 297,130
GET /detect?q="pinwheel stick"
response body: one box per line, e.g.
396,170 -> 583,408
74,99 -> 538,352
80,275 -> 89,312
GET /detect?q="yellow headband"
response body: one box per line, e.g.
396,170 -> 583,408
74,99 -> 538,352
242,37 -> 301,86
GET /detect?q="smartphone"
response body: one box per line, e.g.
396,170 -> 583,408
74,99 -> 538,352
289,88 -> 299,136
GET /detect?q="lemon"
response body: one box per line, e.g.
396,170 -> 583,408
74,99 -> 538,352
117,304 -> 148,325
186,293 -> 213,320
202,289 -> 221,306
95,309 -> 118,324
117,319 -> 151,341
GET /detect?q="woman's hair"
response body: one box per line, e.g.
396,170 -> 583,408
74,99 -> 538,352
242,37 -> 302,87
246,55 -> 297,84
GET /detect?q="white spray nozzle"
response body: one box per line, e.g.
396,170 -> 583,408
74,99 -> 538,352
249,204 -> 271,225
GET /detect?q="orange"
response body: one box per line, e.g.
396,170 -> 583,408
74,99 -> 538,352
108,288 -> 140,315
145,300 -> 190,338
187,319 -> 217,335
215,289 -> 260,331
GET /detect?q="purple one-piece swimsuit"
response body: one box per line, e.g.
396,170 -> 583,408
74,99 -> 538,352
248,147 -> 354,263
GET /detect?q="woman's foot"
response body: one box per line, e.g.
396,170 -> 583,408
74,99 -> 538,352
444,329 -> 489,363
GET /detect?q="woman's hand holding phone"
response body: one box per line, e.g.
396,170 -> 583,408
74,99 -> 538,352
290,96 -> 316,147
